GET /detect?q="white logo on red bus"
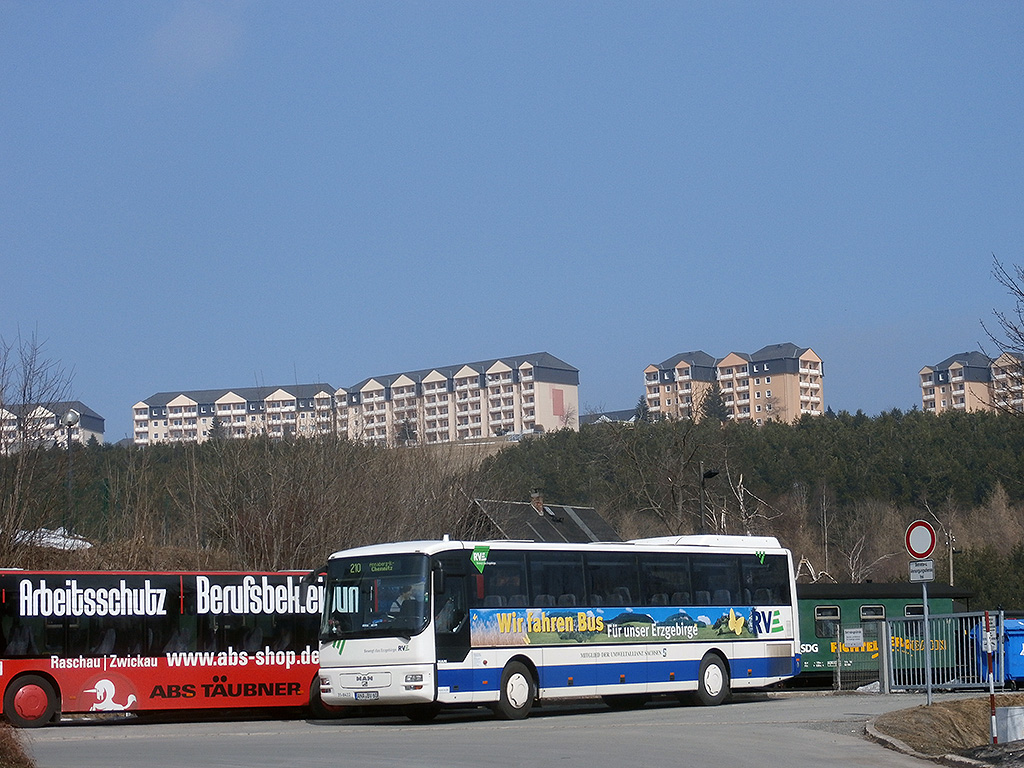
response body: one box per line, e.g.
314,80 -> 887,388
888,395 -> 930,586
194,575 -> 322,616
84,676 -> 138,711
19,579 -> 167,618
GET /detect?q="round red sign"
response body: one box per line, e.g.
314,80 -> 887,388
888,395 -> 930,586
906,519 -> 936,559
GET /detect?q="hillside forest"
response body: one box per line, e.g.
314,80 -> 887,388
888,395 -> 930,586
3,406 -> 1024,611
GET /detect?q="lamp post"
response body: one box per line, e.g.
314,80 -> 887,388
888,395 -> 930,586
699,462 -> 720,535
923,505 -> 958,586
62,409 -> 79,537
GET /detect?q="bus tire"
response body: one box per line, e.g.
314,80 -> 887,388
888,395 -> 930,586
308,675 -> 345,719
494,661 -> 535,720
4,675 -> 59,728
695,654 -> 730,706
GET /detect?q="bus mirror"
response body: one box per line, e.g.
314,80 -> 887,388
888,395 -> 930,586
303,566 -> 327,586
433,562 -> 445,594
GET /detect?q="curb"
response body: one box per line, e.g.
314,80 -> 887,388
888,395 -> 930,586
866,717 -> 988,767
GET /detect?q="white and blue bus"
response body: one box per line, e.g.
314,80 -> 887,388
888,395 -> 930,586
317,535 -> 800,720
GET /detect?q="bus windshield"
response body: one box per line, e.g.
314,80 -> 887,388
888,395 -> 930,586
322,553 -> 430,640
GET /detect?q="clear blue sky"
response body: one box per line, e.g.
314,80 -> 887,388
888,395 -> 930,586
2,2 -> 1022,442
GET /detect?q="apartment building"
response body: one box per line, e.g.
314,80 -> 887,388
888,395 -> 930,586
644,343 -> 824,424
133,384 -> 337,444
920,351 -> 1024,414
335,352 -> 579,445
0,400 -> 105,453
133,352 -> 580,446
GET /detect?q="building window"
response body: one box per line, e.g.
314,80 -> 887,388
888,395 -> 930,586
861,605 -> 885,620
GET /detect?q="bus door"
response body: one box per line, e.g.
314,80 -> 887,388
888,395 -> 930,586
433,555 -> 470,663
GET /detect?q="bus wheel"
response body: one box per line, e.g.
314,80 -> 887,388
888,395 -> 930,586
308,675 -> 345,719
695,654 -> 730,706
4,675 -> 59,728
495,661 -> 535,720
403,703 -> 441,722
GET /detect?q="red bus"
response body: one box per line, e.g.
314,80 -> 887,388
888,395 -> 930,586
0,570 -> 330,727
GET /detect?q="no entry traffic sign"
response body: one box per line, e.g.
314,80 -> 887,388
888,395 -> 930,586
906,519 -> 937,559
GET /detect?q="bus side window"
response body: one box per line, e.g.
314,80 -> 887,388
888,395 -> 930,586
528,552 -> 584,607
585,553 -> 639,607
638,553 -> 690,607
691,555 -> 741,606
473,550 -> 527,608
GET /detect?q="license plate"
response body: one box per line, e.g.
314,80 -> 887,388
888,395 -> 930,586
354,691 -> 379,701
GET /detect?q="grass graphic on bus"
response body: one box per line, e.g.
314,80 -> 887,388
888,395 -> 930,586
472,605 -> 783,647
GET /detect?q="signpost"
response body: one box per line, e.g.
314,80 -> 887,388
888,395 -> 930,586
909,559 -> 935,583
906,520 -> 937,705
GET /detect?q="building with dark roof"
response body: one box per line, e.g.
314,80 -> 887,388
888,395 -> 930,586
644,343 -> 823,424
1,400 -> 105,452
471,494 -> 621,543
920,351 -> 1024,414
132,352 -> 579,446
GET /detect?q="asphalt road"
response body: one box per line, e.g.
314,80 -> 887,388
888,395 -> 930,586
24,692 -> 948,768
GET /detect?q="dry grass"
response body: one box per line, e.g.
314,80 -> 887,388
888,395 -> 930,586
873,693 -> 1024,756
0,723 -> 35,768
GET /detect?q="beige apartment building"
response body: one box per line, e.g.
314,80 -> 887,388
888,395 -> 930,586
0,400 -> 105,454
920,351 -> 1024,414
644,343 -> 824,424
133,352 -> 579,446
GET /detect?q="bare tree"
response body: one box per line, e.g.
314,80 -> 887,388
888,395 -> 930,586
0,331 -> 74,558
832,499 -> 901,582
606,420 -> 710,535
721,468 -> 781,535
983,257 -> 1024,413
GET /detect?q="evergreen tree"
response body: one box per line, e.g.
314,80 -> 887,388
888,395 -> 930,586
700,383 -> 730,423
634,396 -> 652,423
209,415 -> 228,442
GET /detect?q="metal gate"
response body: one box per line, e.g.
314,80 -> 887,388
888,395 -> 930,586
885,612 -> 1004,692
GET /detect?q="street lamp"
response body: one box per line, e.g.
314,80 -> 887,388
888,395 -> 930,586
699,462 -> 720,535
62,408 -> 79,537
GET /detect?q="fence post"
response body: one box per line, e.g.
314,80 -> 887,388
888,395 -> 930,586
879,620 -> 891,695
835,623 -> 842,691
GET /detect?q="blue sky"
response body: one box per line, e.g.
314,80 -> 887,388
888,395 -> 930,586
2,2 -> 1022,442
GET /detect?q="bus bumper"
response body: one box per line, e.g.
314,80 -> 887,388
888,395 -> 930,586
318,663 -> 437,707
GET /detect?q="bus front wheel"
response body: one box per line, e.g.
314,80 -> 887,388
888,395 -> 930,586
4,675 -> 59,728
308,675 -> 345,719
494,661 -> 535,720
695,654 -> 730,706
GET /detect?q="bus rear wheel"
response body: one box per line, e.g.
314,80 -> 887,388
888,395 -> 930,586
494,661 -> 535,720
4,675 -> 59,728
695,654 -> 730,706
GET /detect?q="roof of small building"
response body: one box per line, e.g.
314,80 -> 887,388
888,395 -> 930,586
472,499 -> 621,543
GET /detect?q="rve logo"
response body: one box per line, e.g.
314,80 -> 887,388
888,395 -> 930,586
471,546 -> 490,574
749,609 -> 784,635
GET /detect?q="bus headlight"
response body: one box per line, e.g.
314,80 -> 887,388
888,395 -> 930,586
404,673 -> 424,690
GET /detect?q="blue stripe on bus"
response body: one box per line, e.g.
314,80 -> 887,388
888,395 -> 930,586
438,654 -> 796,694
